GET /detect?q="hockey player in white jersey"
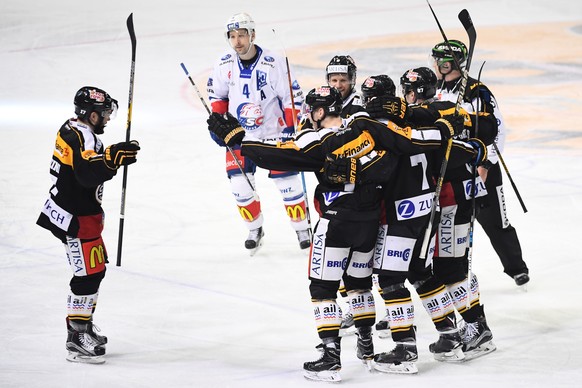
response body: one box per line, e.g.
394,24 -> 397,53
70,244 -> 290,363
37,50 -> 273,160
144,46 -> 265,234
206,12 -> 310,253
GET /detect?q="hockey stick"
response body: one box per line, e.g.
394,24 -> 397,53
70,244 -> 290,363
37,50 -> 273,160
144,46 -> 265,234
116,13 -> 136,267
180,62 -> 256,192
492,142 -> 528,213
272,29 -> 313,238
419,4 -> 476,259
466,60 -> 486,308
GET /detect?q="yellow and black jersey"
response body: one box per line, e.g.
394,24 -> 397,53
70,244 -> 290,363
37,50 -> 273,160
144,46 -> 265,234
37,119 -> 117,242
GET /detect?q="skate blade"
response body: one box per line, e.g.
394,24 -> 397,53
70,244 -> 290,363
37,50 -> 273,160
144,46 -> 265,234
376,329 -> 391,339
433,347 -> 465,362
463,340 -> 497,361
373,361 -> 418,374
303,369 -> 341,382
66,352 -> 105,364
339,326 -> 357,337
248,240 -> 264,257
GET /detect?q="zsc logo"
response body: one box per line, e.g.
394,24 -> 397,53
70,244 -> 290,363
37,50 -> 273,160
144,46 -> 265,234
237,103 -> 264,131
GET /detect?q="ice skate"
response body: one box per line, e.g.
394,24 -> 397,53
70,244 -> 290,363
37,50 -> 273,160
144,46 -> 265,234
461,316 -> 496,361
374,313 -> 391,339
514,273 -> 530,289
67,317 -> 107,346
245,227 -> 264,256
339,306 -> 356,337
66,322 -> 106,364
373,340 -> 418,374
296,229 -> 311,250
356,327 -> 374,371
429,329 -> 465,362
303,338 -> 341,382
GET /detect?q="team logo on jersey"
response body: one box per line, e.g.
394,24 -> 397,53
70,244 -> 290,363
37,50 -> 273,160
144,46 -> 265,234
256,70 -> 267,90
95,184 -> 103,204
263,56 -> 274,62
207,78 -> 213,87
397,200 -> 416,219
221,54 -> 232,61
292,80 -> 300,90
237,103 -> 264,131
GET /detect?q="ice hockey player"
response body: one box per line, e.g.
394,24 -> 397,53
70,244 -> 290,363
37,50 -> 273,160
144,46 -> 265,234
326,54 -> 367,117
367,64 -> 498,361
36,86 -> 140,363
206,12 -> 310,254
207,85 -> 462,381
431,39 -> 529,287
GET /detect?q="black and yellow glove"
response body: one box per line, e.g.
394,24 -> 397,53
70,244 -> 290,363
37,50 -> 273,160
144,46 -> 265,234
104,141 -> 140,170
323,154 -> 361,185
366,96 -> 409,124
207,112 -> 245,147
434,114 -> 465,141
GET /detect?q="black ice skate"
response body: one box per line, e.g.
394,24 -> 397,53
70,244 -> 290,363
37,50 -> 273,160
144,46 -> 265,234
339,308 -> 356,337
296,229 -> 311,250
356,327 -> 374,371
374,313 -> 391,339
303,338 -> 341,382
514,273 -> 530,288
461,316 -> 496,361
429,329 -> 465,362
66,321 -> 106,364
373,339 -> 418,374
67,317 -> 107,346
245,227 -> 264,256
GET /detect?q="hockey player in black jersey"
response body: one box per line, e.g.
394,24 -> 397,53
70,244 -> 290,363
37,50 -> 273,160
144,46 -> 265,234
366,66 -> 498,361
36,86 -> 140,364
431,39 -> 529,287
208,85 -> 460,382
326,55 -> 367,117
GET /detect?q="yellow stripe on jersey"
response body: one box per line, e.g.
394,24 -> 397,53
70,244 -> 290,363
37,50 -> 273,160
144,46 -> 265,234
386,120 -> 412,140
54,133 -> 73,166
331,132 -> 375,158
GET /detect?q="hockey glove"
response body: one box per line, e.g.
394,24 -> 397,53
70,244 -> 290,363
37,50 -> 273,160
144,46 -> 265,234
466,138 -> 488,166
434,114 -> 464,141
323,154 -> 361,185
366,96 -> 410,124
209,131 -> 226,147
104,141 -> 140,170
207,112 -> 246,147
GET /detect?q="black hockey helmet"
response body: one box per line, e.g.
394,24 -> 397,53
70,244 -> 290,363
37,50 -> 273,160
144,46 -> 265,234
74,86 -> 118,121
431,39 -> 468,69
326,55 -> 357,87
361,75 -> 396,105
305,86 -> 342,115
400,67 -> 437,101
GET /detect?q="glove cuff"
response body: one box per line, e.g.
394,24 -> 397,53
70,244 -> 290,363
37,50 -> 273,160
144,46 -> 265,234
224,126 -> 244,145
435,118 -> 454,138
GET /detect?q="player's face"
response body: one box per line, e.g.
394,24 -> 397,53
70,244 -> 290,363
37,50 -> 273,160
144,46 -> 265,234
228,29 -> 252,56
328,74 -> 351,99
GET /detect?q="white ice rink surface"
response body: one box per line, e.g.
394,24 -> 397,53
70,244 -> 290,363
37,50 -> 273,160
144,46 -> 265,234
2,0 -> 582,387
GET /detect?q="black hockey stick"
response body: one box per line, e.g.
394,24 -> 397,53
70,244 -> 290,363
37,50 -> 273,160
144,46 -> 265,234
180,62 -> 256,192
116,13 -> 136,267
492,143 -> 528,213
272,29 -> 313,239
419,4 -> 477,259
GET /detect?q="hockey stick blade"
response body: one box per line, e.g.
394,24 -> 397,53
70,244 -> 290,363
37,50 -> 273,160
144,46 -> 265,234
458,9 -> 476,71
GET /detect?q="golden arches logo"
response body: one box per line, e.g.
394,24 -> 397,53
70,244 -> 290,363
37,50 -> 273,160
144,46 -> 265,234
89,245 -> 105,268
239,207 -> 255,221
286,205 -> 306,221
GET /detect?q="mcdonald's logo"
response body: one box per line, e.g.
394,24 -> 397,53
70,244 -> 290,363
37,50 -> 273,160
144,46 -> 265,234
286,204 -> 306,221
89,245 -> 105,268
239,207 -> 255,221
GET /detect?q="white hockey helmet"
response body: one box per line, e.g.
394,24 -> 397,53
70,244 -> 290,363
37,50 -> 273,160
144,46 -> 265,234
225,12 -> 255,39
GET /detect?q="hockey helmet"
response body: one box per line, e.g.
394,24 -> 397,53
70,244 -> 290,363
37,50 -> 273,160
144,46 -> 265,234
326,55 -> 357,87
74,86 -> 118,121
431,39 -> 468,69
304,86 -> 343,116
400,67 -> 437,101
361,75 -> 396,105
225,12 -> 255,39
